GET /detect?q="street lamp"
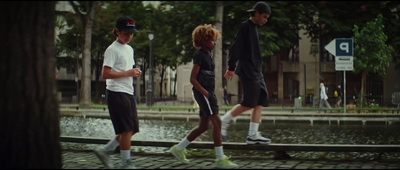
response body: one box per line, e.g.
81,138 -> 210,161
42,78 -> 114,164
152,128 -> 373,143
146,31 -> 154,107
148,31 -> 154,41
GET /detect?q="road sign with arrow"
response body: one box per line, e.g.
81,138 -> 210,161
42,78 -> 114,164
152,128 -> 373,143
324,38 -> 354,71
324,38 -> 354,114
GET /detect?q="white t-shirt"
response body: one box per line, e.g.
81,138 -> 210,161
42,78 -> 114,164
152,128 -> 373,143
103,41 -> 135,95
320,85 -> 328,100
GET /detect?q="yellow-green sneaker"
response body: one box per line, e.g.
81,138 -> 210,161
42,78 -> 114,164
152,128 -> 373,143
215,155 -> 238,169
170,144 -> 190,164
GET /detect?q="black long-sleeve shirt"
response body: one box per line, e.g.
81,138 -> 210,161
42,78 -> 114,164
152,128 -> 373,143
228,19 -> 263,80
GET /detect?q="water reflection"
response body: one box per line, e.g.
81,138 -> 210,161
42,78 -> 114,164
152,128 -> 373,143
60,117 -> 400,160
61,117 -> 197,141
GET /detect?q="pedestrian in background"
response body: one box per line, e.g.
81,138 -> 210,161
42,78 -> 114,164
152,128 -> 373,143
335,84 -> 343,107
221,1 -> 272,144
169,24 -> 238,169
318,82 -> 332,113
223,85 -> 230,105
94,16 -> 142,169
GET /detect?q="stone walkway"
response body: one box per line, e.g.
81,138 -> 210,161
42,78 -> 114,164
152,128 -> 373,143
62,150 -> 400,169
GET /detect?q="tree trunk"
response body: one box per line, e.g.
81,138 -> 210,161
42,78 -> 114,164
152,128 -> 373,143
214,1 -> 224,106
0,2 -> 61,168
142,67 -> 146,97
360,71 -> 367,108
173,72 -> 177,96
79,2 -> 98,106
94,50 -> 102,103
159,65 -> 167,97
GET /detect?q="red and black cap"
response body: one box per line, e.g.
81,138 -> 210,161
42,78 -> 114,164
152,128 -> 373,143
116,16 -> 139,33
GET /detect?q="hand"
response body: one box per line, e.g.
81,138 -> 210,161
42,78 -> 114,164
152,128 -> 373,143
204,92 -> 209,98
130,68 -> 142,77
224,70 -> 234,80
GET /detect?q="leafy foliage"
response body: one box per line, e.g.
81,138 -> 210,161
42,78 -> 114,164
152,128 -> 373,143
159,1 -> 303,71
55,1 -> 400,101
352,14 -> 393,77
380,1 -> 400,72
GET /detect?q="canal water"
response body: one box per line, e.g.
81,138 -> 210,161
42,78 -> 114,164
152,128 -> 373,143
60,116 -> 400,160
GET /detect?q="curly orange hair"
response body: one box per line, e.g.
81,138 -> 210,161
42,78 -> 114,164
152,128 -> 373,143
192,24 -> 221,49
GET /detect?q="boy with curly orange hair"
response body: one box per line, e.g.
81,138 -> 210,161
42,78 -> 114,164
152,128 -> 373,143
170,24 -> 238,169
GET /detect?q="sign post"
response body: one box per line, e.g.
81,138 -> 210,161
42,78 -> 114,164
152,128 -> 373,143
324,38 -> 353,113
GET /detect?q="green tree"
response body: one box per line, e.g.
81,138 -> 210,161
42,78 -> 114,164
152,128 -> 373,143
159,1 -> 304,93
160,1 -> 218,62
157,1 -> 218,97
58,1 -> 149,102
212,1 -> 303,64
297,1 -> 400,76
146,5 -> 178,98
352,14 -> 393,108
55,18 -> 83,70
380,1 -> 400,73
68,1 -> 99,106
258,1 -> 304,68
0,2 -> 61,168
55,4 -> 86,102
298,1 -> 383,40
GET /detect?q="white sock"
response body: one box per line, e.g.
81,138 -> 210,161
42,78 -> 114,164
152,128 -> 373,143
214,146 -> 224,159
104,136 -> 119,152
120,150 -> 131,161
221,111 -> 233,123
177,138 -> 191,150
248,122 -> 259,136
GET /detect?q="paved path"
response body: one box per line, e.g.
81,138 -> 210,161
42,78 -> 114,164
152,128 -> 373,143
62,150 -> 400,169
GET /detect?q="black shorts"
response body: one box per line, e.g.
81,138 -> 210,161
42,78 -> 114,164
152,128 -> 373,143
193,88 -> 219,117
240,78 -> 269,108
106,90 -> 139,134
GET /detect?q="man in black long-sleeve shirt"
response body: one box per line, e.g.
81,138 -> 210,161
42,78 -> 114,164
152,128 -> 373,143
221,1 -> 271,144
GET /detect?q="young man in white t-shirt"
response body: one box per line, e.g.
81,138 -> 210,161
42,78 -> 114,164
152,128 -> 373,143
94,16 -> 142,169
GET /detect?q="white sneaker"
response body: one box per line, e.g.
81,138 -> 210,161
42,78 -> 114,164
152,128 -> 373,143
246,132 -> 271,144
94,146 -> 114,168
221,121 -> 230,140
120,159 -> 136,169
